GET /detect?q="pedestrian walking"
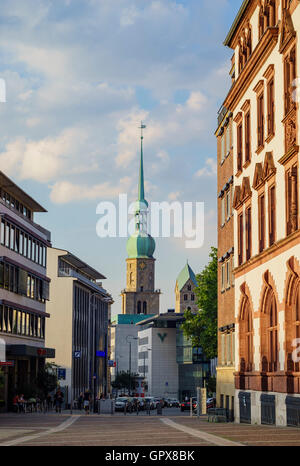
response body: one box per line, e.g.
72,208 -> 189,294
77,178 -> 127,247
83,390 -> 91,414
46,393 -> 52,412
78,392 -> 83,411
55,389 -> 64,413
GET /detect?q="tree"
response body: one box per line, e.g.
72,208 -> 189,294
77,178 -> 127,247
111,371 -> 138,393
36,362 -> 58,398
206,376 -> 216,396
181,246 -> 218,359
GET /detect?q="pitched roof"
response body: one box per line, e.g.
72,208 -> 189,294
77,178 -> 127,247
176,263 -> 197,291
224,0 -> 250,47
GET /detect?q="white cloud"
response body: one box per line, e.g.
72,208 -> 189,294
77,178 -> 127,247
195,158 -> 217,178
120,6 -> 139,27
0,128 -> 90,183
50,176 -> 132,204
168,191 -> 181,201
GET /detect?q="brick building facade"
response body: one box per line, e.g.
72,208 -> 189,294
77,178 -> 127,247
220,0 -> 300,426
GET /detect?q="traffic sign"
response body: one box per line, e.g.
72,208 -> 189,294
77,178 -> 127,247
58,368 -> 66,380
74,351 -> 81,359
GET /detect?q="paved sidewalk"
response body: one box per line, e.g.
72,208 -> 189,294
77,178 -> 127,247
174,417 -> 300,446
0,412 -> 74,445
1,412 -> 300,446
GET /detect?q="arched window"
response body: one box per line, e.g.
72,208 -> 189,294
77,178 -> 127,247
268,292 -> 278,371
137,301 -> 141,314
261,287 -> 278,372
143,301 -> 147,314
239,299 -> 253,372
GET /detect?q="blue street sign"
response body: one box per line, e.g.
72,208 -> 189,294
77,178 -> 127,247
96,350 -> 106,357
58,368 -> 66,380
108,360 -> 114,367
74,351 -> 81,359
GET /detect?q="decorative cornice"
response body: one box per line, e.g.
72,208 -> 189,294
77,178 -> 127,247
241,99 -> 251,112
252,162 -> 264,190
263,63 -> 275,80
234,229 -> 300,278
253,79 -> 264,94
278,144 -> 299,165
224,27 -> 279,111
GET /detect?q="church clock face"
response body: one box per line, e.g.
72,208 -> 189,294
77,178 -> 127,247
139,261 -> 146,270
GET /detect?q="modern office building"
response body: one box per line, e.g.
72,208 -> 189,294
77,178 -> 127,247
136,312 -> 211,400
220,0 -> 300,426
215,103 -> 235,420
110,313 -> 155,387
45,248 -> 113,406
0,171 -> 54,411
137,313 -> 179,399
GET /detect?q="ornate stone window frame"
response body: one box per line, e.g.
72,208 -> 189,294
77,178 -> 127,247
263,64 -> 275,142
234,111 -> 243,177
241,99 -> 251,168
254,79 -> 265,155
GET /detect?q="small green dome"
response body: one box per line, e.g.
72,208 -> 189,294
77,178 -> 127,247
126,231 -> 155,258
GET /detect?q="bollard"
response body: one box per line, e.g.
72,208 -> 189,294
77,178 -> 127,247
157,402 -> 162,416
98,400 -> 101,415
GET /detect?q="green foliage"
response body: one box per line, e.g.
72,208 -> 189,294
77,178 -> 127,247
181,246 -> 218,359
111,371 -> 138,391
206,376 -> 216,396
36,363 -> 58,398
17,363 -> 58,399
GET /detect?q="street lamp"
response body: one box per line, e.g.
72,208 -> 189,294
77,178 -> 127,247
126,335 -> 138,396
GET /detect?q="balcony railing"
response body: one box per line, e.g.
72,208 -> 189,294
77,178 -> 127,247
58,267 -> 107,295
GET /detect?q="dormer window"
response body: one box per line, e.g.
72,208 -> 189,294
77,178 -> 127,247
238,24 -> 252,73
259,1 -> 276,40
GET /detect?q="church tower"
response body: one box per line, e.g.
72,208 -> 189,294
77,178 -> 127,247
121,124 -> 160,315
175,262 -> 198,313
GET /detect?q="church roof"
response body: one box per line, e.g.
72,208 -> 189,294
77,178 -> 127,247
176,263 -> 197,291
111,314 -> 156,325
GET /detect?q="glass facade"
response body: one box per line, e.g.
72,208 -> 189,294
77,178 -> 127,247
0,260 -> 49,302
0,304 -> 45,339
72,284 -> 108,400
176,328 -> 210,400
0,218 -> 47,267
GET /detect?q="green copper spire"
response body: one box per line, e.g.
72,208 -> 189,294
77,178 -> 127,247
126,122 -> 156,259
138,122 -> 146,204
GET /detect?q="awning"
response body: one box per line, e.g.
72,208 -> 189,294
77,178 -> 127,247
6,345 -> 55,358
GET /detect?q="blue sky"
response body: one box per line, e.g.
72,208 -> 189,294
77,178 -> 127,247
0,0 -> 242,315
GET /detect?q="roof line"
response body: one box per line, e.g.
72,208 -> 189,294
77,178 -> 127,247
224,0 -> 250,47
0,171 -> 47,212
